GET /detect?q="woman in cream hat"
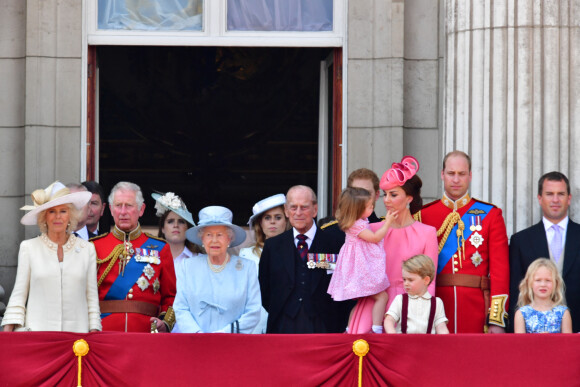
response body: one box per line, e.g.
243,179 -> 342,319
153,191 -> 203,273
2,182 -> 101,333
239,194 -> 289,333
173,206 -> 260,333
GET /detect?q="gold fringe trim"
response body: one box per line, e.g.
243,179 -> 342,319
97,244 -> 125,287
436,212 -> 465,267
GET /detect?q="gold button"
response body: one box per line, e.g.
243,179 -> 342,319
453,254 -> 457,258
453,268 -> 459,273
454,261 -> 458,265
129,289 -> 133,293
493,313 -> 497,317
128,294 -> 133,299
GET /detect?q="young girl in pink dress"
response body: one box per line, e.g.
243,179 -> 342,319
347,156 -> 439,334
328,187 -> 396,333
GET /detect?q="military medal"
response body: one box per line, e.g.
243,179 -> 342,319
143,264 -> 155,280
307,257 -> 317,269
137,276 -> 149,291
471,252 -> 483,267
235,259 -> 243,271
475,216 -> 482,231
470,216 -> 476,232
470,232 -> 484,249
153,278 -> 160,294
119,240 -> 135,276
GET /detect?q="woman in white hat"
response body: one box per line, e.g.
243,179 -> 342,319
173,206 -> 261,333
2,182 -> 101,333
152,191 -> 203,273
239,194 -> 289,333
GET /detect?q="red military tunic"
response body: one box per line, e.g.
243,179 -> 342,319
92,226 -> 176,332
417,193 -> 509,333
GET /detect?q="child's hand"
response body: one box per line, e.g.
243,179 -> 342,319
384,210 -> 398,227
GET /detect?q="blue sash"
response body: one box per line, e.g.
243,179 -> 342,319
104,237 -> 166,301
437,201 -> 493,274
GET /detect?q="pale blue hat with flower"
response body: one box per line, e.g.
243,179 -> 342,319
151,192 -> 195,226
186,206 -> 246,247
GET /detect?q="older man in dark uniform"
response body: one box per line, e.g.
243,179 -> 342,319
92,181 -> 176,332
259,185 -> 344,333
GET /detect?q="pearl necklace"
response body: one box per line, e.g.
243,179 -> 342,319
207,254 -> 229,273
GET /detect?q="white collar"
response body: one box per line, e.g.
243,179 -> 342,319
293,221 -> 317,241
542,216 -> 569,232
408,291 -> 432,300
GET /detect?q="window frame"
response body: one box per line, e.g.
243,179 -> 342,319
87,0 -> 344,47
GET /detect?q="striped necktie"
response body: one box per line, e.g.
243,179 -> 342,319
296,234 -> 308,261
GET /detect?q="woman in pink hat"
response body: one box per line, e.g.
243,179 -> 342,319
2,182 -> 101,333
347,157 -> 438,334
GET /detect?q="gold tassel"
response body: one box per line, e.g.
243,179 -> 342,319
73,339 -> 89,387
352,339 -> 369,387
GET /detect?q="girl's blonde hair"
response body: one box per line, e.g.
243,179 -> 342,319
335,187 -> 372,231
402,254 -> 435,285
517,258 -> 566,308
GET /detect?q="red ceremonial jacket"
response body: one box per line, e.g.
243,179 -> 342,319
92,226 -> 176,332
417,193 -> 509,333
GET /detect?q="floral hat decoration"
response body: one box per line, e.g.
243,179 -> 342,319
379,156 -> 420,190
151,192 -> 195,226
20,181 -> 92,225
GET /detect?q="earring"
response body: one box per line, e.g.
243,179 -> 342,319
406,203 -> 410,209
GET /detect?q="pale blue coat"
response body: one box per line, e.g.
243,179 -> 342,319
173,254 -> 261,333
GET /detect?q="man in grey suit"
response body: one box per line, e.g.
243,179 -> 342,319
509,171 -> 580,332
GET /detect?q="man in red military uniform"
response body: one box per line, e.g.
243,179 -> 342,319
92,182 -> 176,332
416,151 -> 509,333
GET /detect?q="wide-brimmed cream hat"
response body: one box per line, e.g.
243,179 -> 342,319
20,181 -> 92,225
151,192 -> 195,226
186,206 -> 246,247
247,193 -> 286,227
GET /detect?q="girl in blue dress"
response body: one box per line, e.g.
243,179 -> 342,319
514,258 -> 572,333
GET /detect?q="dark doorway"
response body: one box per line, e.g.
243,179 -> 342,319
97,46 -> 332,225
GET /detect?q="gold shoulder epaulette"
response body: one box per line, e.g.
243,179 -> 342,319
413,211 -> 422,222
89,232 -> 109,242
320,220 -> 339,230
145,232 -> 166,242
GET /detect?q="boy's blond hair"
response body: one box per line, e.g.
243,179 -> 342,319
402,254 -> 435,285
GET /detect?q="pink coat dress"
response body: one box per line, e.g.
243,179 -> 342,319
348,221 -> 438,333
327,219 -> 390,301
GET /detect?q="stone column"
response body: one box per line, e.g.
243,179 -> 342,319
0,0 -> 27,298
444,0 -> 580,234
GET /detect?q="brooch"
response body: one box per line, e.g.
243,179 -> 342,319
235,259 -> 243,271
471,252 -> 483,267
143,264 -> 155,280
153,278 -> 160,294
137,276 -> 149,291
470,232 -> 484,249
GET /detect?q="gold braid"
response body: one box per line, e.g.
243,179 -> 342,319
436,212 -> 465,267
97,244 -> 125,287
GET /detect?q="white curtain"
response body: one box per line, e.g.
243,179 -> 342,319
98,0 -> 203,31
227,0 -> 333,31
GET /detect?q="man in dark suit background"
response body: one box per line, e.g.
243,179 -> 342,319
259,185 -> 345,333
509,171 -> 580,332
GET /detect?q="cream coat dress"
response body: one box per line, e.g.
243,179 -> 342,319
2,234 -> 101,332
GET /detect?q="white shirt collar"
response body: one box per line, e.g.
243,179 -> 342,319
293,221 -> 317,247
408,291 -> 432,300
75,225 -> 90,240
542,216 -> 569,232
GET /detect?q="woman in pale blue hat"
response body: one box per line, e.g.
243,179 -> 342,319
152,191 -> 203,273
239,194 -> 289,333
173,206 -> 261,333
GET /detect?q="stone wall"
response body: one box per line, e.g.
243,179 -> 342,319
347,0 -> 445,216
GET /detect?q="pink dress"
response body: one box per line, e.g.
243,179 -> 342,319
348,221 -> 438,333
327,219 -> 390,301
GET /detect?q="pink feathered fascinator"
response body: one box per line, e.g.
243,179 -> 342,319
379,156 -> 420,190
